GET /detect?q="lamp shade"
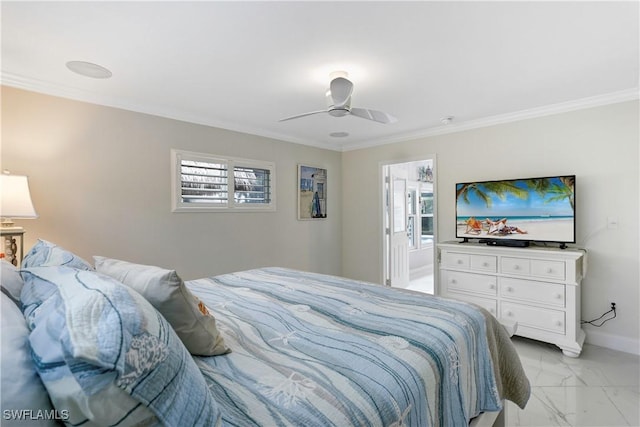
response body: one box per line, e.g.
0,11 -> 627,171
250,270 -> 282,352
0,174 -> 38,218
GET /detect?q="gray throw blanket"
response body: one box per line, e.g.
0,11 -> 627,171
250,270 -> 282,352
482,308 -> 531,409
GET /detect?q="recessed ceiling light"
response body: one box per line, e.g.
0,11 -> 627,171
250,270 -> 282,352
329,131 -> 349,138
66,61 -> 112,79
441,116 -> 455,125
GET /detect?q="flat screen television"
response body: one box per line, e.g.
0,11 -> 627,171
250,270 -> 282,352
455,175 -> 576,248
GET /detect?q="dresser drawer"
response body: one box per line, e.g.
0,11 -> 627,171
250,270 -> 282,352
442,270 -> 497,296
447,292 -> 498,317
442,252 -> 470,270
500,277 -> 565,307
501,257 -> 530,276
470,255 -> 497,273
501,302 -> 565,334
531,260 -> 565,280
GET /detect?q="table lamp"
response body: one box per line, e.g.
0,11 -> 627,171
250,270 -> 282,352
0,171 -> 38,265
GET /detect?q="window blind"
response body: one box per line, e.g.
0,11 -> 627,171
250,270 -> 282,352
234,166 -> 271,204
172,149 -> 276,212
180,160 -> 228,205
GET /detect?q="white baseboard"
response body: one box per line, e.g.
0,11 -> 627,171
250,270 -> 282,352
410,265 -> 433,279
585,329 -> 640,355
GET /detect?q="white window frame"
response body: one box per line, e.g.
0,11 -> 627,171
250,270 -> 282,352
171,149 -> 276,212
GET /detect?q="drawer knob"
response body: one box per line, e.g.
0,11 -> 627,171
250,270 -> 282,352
457,259 -> 463,264
547,268 -> 554,274
483,262 -> 489,267
556,294 -> 563,299
513,265 -> 520,270
507,287 -> 513,292
489,284 -> 495,290
556,321 -> 563,327
450,279 -> 457,284
507,311 -> 514,317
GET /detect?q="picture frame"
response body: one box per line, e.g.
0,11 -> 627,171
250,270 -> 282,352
297,165 -> 327,220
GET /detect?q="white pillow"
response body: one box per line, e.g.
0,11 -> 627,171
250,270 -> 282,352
94,256 -> 230,356
0,293 -> 59,426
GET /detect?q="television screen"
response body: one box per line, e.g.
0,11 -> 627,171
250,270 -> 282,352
456,175 -> 575,244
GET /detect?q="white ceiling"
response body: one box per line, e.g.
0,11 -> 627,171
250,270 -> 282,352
2,1 -> 638,151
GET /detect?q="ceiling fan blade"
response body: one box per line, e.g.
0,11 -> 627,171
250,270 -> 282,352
279,110 -> 328,122
350,107 -> 397,124
329,77 -> 353,107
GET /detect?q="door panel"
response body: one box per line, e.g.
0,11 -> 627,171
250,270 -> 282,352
389,174 -> 409,287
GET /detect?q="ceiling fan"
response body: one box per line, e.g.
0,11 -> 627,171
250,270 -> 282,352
279,74 -> 397,124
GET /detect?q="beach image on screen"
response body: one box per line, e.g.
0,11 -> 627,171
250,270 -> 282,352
456,176 -> 575,242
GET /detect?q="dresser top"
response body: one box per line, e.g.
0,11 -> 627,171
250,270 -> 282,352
438,240 -> 585,259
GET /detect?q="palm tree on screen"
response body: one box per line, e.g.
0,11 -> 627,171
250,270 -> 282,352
456,181 -> 528,208
456,178 -> 574,212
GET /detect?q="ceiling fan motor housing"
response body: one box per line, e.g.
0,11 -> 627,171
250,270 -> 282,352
326,91 -> 351,117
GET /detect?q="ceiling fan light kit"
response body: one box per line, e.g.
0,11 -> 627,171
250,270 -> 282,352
328,70 -> 349,80
280,73 -> 397,125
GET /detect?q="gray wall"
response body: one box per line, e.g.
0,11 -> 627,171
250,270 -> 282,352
342,101 -> 639,354
3,86 -> 638,354
2,86 -> 342,279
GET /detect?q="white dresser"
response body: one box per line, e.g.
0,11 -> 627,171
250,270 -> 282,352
438,241 -> 586,357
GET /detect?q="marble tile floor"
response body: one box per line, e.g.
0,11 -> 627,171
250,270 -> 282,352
405,273 -> 435,294
392,279 -> 638,425
506,337 -> 640,427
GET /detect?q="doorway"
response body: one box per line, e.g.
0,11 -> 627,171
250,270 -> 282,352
382,158 -> 436,294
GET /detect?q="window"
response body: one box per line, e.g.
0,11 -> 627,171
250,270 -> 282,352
420,191 -> 434,244
407,184 -> 434,249
171,149 -> 275,212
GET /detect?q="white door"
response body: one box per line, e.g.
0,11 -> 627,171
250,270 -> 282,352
389,170 -> 410,287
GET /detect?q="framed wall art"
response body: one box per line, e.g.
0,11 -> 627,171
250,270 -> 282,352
298,165 -> 327,220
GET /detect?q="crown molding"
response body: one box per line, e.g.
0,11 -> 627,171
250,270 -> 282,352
3,72 -> 637,153
1,72 -> 340,151
339,88 -> 640,151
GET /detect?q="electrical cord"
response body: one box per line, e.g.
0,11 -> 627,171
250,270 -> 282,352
581,304 -> 616,327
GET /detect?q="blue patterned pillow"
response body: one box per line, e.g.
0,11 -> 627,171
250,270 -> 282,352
1,293 -> 59,427
22,239 -> 94,270
20,266 -> 220,427
1,259 -> 24,305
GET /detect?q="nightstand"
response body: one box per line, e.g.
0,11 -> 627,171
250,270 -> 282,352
1,228 -> 25,267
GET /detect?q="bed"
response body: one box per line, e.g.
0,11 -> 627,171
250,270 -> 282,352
1,240 -> 530,427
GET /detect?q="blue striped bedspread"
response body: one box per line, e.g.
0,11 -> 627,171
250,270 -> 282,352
186,267 -> 524,427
